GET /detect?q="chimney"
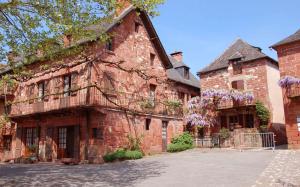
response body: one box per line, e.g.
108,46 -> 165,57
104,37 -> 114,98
63,34 -> 73,47
115,0 -> 131,16
170,51 -> 183,62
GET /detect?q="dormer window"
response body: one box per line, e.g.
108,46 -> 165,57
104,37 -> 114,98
184,68 -> 189,79
233,63 -> 242,75
135,22 -> 141,33
150,53 -> 155,66
106,39 -> 113,51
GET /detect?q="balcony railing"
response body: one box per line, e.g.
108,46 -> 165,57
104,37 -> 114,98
286,85 -> 300,98
8,85 -> 183,117
217,99 -> 256,110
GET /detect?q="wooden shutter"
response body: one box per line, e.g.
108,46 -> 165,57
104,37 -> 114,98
73,125 -> 80,159
27,84 -> 35,103
44,80 -> 50,101
237,80 -> 244,90
232,80 -> 244,90
53,77 -> 63,99
71,73 -> 79,96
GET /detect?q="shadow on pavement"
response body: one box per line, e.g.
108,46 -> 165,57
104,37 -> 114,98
0,160 -> 166,187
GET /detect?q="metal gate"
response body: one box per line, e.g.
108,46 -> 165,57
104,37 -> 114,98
237,132 -> 275,150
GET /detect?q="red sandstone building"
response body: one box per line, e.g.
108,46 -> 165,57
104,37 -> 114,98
271,29 -> 300,148
198,39 -> 286,143
0,6 -> 199,163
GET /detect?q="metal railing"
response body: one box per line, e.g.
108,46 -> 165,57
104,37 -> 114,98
194,134 -> 220,148
237,132 -> 275,150
217,99 -> 256,110
8,86 -> 183,117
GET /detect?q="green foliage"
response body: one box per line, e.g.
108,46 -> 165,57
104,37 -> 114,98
164,99 -> 182,108
103,149 -> 143,162
167,143 -> 193,153
219,128 -> 230,140
167,132 -> 194,153
171,132 -> 194,146
124,150 -> 143,160
0,0 -> 165,64
140,99 -> 155,109
255,101 -> 270,125
259,125 -> 268,133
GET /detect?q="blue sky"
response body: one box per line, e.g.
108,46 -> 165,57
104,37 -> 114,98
151,0 -> 300,75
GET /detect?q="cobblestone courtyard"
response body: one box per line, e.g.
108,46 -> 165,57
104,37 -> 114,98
0,149 -> 299,187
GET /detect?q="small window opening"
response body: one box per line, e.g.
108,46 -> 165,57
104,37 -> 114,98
150,53 -> 155,66
145,119 -> 151,130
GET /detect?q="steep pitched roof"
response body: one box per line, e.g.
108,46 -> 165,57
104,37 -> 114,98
199,39 -> 276,74
271,29 -> 300,48
166,56 -> 200,89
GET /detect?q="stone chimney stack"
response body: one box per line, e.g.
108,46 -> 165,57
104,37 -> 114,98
170,51 -> 183,62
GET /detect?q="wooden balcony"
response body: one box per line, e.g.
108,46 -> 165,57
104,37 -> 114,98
8,86 -> 183,118
217,100 -> 256,110
286,85 -> 300,98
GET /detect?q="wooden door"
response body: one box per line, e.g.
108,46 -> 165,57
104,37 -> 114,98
162,121 -> 168,152
57,127 -> 67,159
45,127 -> 54,161
57,127 -> 75,159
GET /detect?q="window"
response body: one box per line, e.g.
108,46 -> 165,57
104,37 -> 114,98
178,92 -> 185,103
184,68 -> 189,79
63,75 -> 72,97
3,135 -> 12,151
245,114 -> 254,128
103,72 -> 115,93
25,128 -> 38,147
58,128 -> 67,149
145,119 -> 151,130
232,80 -> 244,90
135,22 -> 141,33
38,81 -> 45,101
220,116 -> 227,129
92,128 -> 103,139
233,63 -> 242,75
106,39 -> 113,51
150,53 -> 155,66
149,84 -> 156,104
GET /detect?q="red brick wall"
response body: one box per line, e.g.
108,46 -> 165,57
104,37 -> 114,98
6,10 -> 191,161
200,59 -> 271,107
275,41 -> 300,148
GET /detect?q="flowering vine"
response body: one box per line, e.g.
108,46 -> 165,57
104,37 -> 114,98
185,89 -> 254,127
278,76 -> 300,88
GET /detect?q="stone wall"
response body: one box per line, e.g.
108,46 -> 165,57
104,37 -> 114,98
274,41 -> 300,148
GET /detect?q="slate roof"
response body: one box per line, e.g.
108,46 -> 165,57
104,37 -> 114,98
167,56 -> 200,89
271,29 -> 300,48
199,39 -> 276,74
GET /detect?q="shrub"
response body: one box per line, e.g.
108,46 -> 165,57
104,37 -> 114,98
255,101 -> 270,125
103,149 -> 143,162
124,150 -> 143,160
171,132 -> 194,146
167,143 -> 193,153
219,128 -> 230,140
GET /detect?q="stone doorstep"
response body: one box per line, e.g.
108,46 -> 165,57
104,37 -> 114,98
60,158 -> 80,165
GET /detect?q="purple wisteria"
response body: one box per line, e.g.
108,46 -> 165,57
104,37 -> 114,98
186,89 -> 254,127
278,76 -> 300,88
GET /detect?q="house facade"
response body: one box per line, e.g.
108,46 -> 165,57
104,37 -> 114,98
198,39 -> 286,144
272,29 -> 300,148
0,6 -> 199,163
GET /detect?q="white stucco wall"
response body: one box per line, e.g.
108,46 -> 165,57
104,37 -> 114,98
266,62 -> 285,124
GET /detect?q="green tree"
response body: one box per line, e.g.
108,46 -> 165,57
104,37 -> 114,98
0,0 -> 164,65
